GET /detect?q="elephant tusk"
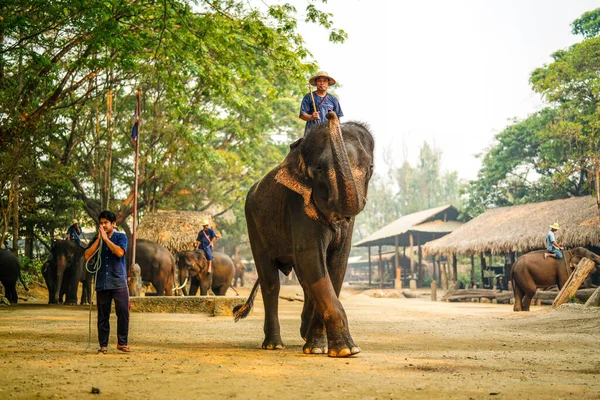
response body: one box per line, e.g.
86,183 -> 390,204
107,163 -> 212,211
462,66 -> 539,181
173,277 -> 188,291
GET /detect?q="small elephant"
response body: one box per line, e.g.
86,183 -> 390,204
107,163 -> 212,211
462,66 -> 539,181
177,250 -> 235,296
46,240 -> 91,305
232,258 -> 246,287
128,263 -> 142,297
512,246 -> 600,311
0,249 -> 28,304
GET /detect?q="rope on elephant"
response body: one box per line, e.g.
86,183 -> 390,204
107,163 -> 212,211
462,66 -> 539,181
84,244 -> 103,351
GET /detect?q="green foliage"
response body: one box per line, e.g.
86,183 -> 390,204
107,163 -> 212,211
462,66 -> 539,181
465,9 -> 600,217
18,256 -> 45,286
0,0 -> 344,250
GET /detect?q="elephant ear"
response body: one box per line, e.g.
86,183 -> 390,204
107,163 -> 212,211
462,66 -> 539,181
274,138 -> 319,220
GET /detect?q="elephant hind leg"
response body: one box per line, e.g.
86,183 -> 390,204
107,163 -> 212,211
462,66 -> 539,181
513,280 -> 523,312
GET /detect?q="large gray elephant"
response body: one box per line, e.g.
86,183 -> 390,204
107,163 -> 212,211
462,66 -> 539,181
176,250 -> 235,296
0,249 -> 28,303
232,258 -> 246,287
512,247 -> 600,311
233,112 -> 374,357
46,240 -> 91,305
128,239 -> 176,296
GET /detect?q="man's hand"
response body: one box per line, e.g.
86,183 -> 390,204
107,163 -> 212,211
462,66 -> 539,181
311,111 -> 320,121
99,226 -> 108,242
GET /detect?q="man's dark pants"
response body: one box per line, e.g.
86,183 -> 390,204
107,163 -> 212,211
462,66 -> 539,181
97,287 -> 130,347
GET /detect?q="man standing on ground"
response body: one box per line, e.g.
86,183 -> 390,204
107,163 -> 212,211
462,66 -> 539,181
299,71 -> 343,135
195,219 -> 217,274
66,219 -> 82,247
84,210 -> 130,354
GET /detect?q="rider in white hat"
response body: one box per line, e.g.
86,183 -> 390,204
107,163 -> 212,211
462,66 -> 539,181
194,219 -> 217,274
299,71 -> 344,135
544,222 -> 564,259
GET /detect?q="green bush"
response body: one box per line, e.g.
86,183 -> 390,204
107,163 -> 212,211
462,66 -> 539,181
18,256 -> 45,286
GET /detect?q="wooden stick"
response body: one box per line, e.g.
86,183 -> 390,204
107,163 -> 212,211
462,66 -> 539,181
552,257 -> 595,307
308,85 -> 317,114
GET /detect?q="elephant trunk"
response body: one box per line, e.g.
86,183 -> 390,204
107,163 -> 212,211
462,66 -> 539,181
326,111 -> 362,216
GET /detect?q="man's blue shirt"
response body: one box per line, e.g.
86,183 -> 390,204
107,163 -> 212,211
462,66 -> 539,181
196,228 -> 216,249
546,230 -> 558,251
94,231 -> 128,291
300,92 -> 343,134
67,225 -> 81,241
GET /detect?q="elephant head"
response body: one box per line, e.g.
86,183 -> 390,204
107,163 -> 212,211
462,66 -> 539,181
275,112 -> 374,223
177,250 -> 209,295
568,247 -> 600,271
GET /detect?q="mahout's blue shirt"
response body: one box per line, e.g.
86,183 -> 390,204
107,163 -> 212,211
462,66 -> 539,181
300,92 -> 343,134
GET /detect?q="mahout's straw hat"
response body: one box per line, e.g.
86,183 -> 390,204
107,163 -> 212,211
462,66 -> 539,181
549,222 -> 560,230
309,71 -> 336,86
201,219 -> 210,227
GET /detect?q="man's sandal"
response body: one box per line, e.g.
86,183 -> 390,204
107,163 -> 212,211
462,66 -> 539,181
97,347 -> 108,354
116,344 -> 131,353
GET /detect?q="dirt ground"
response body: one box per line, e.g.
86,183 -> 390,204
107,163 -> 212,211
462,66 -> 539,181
1,284 -> 599,400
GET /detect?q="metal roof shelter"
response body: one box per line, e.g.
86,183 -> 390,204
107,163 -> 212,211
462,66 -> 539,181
353,205 -> 464,289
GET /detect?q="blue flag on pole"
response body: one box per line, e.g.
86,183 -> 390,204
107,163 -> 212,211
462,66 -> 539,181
131,90 -> 140,142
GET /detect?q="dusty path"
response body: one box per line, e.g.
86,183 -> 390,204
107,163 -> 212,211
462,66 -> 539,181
1,286 -> 599,399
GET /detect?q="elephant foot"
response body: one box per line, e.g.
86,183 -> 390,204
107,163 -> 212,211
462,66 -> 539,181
327,336 -> 361,358
64,301 -> 77,305
303,333 -> 328,355
262,336 -> 284,350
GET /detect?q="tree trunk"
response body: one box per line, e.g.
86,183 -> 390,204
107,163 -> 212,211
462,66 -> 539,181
552,258 -> 596,308
11,177 -> 19,255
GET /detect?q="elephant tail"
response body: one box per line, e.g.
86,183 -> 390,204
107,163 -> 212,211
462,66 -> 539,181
232,280 -> 260,322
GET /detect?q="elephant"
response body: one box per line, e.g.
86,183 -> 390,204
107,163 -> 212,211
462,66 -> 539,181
128,239 -> 176,296
512,246 -> 600,311
0,249 -> 28,304
233,112 -> 374,357
176,250 -> 235,296
232,258 -> 246,287
46,240 -> 92,305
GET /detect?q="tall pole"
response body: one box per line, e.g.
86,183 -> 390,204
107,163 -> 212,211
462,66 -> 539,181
131,89 -> 141,269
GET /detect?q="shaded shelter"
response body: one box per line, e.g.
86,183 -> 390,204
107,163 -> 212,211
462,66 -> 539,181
424,196 -> 600,288
353,205 -> 463,289
137,210 -> 220,254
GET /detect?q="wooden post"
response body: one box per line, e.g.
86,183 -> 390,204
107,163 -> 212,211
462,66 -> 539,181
441,262 -> 448,291
418,244 -> 423,287
452,253 -> 458,284
470,254 -> 475,287
394,235 -> 401,289
432,254 -> 437,283
552,258 -> 596,308
368,246 -> 372,286
431,280 -> 437,301
480,253 -> 486,288
409,234 -> 416,291
378,245 -> 383,289
436,258 -> 441,286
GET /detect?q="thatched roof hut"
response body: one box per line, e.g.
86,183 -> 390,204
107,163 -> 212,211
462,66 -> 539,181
424,196 -> 600,256
136,210 -> 220,253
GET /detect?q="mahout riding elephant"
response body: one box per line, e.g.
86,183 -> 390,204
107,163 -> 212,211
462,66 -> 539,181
232,258 -> 246,287
512,247 -> 600,311
46,240 -> 91,305
128,239 -> 176,296
176,250 -> 235,296
0,249 -> 28,304
233,112 -> 374,357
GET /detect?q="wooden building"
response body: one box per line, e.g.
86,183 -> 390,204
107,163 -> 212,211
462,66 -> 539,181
353,205 -> 464,289
423,196 -> 600,288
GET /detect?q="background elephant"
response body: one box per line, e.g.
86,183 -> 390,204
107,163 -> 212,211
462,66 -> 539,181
512,247 -> 600,311
128,239 -> 175,296
128,262 -> 142,296
0,249 -> 28,304
177,250 -> 235,296
46,240 -> 91,305
232,258 -> 246,287
233,112 -> 374,357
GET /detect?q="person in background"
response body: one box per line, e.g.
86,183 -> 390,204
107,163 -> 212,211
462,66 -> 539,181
299,71 -> 343,135
66,219 -> 82,247
84,210 -> 130,354
195,219 -> 217,274
544,222 -> 564,260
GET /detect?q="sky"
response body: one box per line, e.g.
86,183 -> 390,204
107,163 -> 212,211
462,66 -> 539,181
289,0 -> 599,181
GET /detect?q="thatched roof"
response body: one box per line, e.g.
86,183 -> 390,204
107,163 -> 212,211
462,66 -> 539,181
353,204 -> 462,247
424,196 -> 600,256
136,210 -> 220,253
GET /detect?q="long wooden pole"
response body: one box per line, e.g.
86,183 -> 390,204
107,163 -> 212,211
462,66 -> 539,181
131,89 -> 141,269
394,235 -> 401,289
